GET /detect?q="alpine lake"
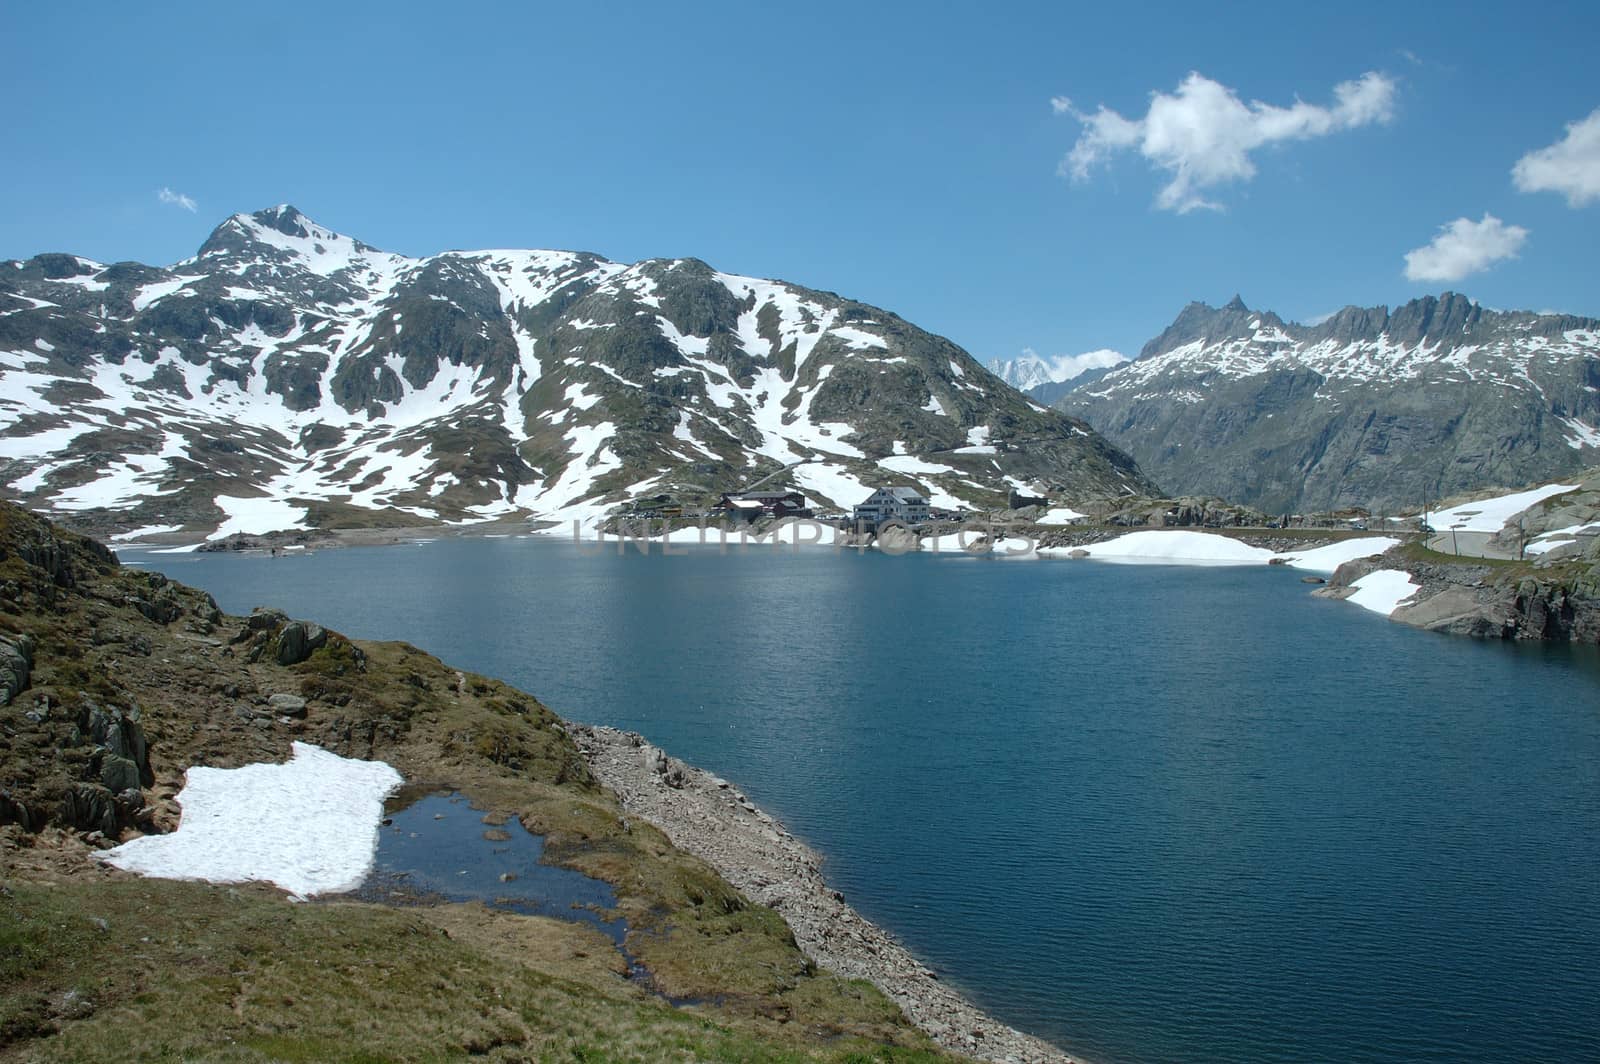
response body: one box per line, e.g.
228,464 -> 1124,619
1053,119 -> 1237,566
129,535 -> 1600,1064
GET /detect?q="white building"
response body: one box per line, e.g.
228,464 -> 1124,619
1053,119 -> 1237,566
852,486 -> 932,527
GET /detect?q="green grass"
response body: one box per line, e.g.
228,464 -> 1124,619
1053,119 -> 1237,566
1394,541 -> 1527,569
0,881 -> 951,1063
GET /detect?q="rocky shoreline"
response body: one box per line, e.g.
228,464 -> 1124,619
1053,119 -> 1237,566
1318,547 -> 1600,642
570,723 -> 1079,1064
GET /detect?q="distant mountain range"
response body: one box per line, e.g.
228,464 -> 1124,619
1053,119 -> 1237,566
1055,293 -> 1600,514
0,206 -> 1151,539
985,348 -> 1128,406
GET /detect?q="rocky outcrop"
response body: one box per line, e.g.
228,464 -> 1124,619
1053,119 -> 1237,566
1104,494 -> 1270,529
1393,574 -> 1600,642
5,524 -> 114,589
1,630 -> 35,704
1324,546 -> 1600,643
0,505 -> 185,837
274,621 -> 327,666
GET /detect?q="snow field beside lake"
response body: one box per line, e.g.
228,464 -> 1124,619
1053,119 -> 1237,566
1272,537 -> 1400,572
1346,569 -> 1422,616
1040,529 -> 1275,564
101,743 -> 402,898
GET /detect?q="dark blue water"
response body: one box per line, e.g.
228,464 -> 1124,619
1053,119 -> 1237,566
133,539 -> 1600,1064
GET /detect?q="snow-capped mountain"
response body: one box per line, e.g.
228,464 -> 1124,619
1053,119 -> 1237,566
0,206 -> 1151,539
986,348 -> 1128,406
1057,293 -> 1600,514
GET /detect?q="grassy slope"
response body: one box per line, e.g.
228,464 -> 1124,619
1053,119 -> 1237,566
0,503 -> 951,1062
1,880 -> 926,1064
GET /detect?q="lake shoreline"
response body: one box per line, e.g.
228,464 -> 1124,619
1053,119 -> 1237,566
569,722 -> 1081,1064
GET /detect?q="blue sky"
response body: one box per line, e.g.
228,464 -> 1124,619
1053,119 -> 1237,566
4,1 -> 1597,360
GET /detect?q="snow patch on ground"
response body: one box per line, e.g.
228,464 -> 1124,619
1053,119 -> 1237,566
101,743 -> 402,898
1346,569 -> 1421,616
1526,522 -> 1600,555
1272,537 -> 1401,573
109,523 -> 185,542
1048,530 -> 1274,565
878,454 -> 957,476
209,496 -> 309,540
1426,482 -> 1581,532
831,327 -> 888,351
792,463 -> 875,512
131,275 -> 205,312
1559,416 -> 1600,450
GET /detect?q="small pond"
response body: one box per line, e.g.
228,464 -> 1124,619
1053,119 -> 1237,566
347,790 -> 621,943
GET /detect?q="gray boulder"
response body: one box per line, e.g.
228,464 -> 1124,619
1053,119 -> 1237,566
274,621 -> 326,665
267,693 -> 308,718
247,607 -> 289,631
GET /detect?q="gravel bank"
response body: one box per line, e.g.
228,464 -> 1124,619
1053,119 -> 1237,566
570,723 -> 1078,1064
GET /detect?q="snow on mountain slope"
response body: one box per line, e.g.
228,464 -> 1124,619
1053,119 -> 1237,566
0,206 -> 1151,539
1059,293 -> 1600,515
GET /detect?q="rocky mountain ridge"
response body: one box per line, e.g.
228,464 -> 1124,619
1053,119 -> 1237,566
1057,293 -> 1600,514
0,206 -> 1151,541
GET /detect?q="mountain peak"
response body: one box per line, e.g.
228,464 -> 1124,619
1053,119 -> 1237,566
1137,295 -> 1267,359
250,204 -> 314,238
195,204 -> 384,275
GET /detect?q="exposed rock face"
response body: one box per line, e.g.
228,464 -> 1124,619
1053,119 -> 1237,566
1058,293 -> 1600,514
1,630 -> 34,704
2,206 -> 1152,540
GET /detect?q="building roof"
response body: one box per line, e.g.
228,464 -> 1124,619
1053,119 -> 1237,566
856,486 -> 929,506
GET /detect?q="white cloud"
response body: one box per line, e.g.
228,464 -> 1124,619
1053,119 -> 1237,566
1512,107 -> 1600,207
1033,347 -> 1128,382
1055,71 -> 1397,213
158,187 -> 198,212
1402,213 -> 1528,283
